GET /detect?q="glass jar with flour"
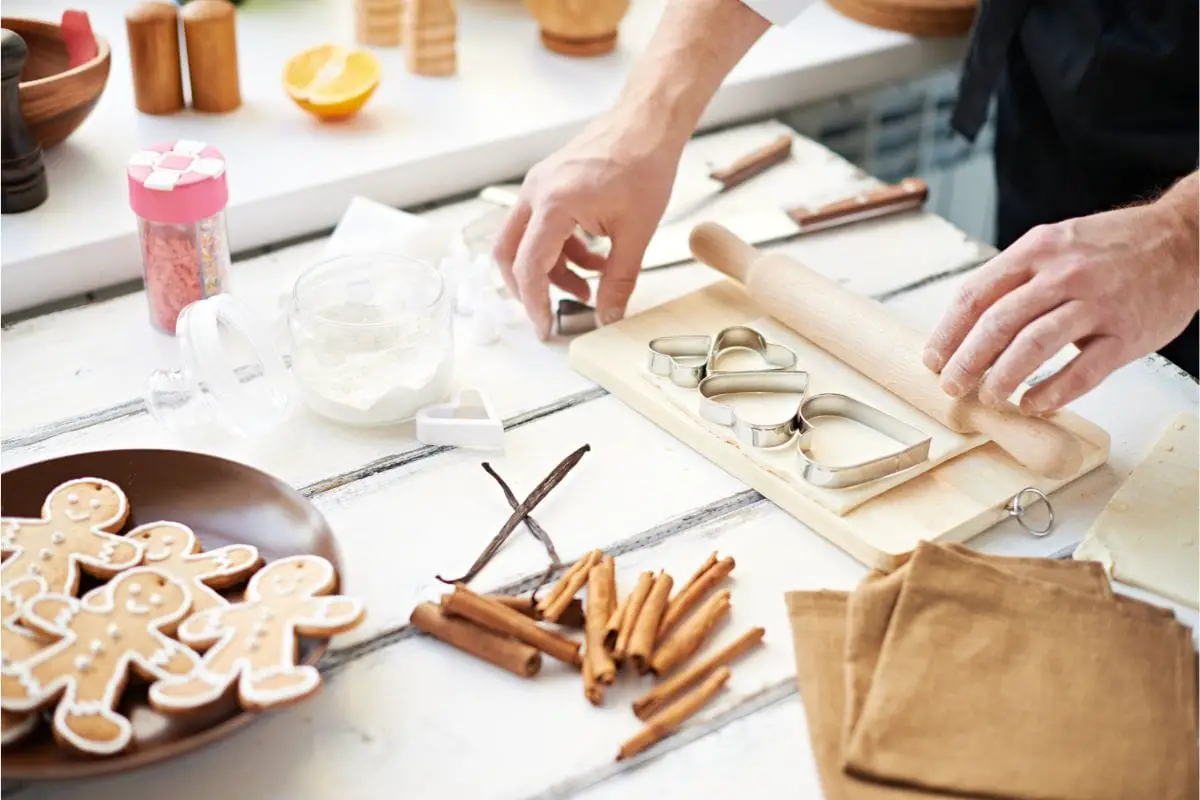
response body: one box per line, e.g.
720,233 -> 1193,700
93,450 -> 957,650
143,252 -> 454,437
286,253 -> 454,426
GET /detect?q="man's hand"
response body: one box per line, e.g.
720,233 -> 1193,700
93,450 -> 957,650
493,0 -> 772,340
493,116 -> 680,340
923,172 -> 1199,415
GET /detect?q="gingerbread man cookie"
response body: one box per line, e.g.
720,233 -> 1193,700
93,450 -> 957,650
127,522 -> 262,615
150,555 -> 364,713
0,568 -> 200,755
1,576 -> 49,746
1,477 -> 141,597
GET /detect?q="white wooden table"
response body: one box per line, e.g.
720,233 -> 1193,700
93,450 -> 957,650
2,120 -> 1197,800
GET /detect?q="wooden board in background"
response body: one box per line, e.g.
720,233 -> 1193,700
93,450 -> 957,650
570,280 -> 1111,570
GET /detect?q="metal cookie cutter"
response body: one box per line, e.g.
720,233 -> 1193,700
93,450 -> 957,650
647,326 -> 799,389
698,370 -> 811,448
795,394 -> 932,489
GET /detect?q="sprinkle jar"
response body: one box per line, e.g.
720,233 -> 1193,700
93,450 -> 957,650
127,139 -> 231,335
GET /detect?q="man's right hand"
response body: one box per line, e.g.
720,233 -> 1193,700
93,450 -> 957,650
490,0 -> 776,340
493,114 -> 682,340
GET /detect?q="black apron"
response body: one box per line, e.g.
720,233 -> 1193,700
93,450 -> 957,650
951,0 -> 1200,378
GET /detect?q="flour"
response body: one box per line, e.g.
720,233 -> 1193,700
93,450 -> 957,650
289,299 -> 453,427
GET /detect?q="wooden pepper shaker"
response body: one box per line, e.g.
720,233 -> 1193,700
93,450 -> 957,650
181,0 -> 241,112
356,0 -> 403,47
1,30 -> 49,214
403,0 -> 456,77
125,1 -> 185,114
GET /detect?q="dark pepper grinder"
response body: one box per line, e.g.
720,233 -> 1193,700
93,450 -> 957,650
2,29 -> 49,214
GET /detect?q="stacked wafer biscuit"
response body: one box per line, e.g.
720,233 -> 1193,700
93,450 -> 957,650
412,550 -> 763,761
356,0 -> 403,46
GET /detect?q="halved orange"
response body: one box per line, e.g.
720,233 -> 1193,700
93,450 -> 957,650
284,44 -> 382,120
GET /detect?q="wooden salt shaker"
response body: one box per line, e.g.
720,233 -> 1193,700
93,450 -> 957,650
125,1 -> 185,114
356,0 -> 403,47
403,0 -> 457,76
1,30 -> 49,214
181,0 -> 241,113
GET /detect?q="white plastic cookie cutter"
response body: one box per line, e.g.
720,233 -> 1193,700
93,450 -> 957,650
415,389 -> 505,451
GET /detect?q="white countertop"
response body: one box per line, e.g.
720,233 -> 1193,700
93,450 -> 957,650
0,0 -> 965,314
2,120 -> 1196,800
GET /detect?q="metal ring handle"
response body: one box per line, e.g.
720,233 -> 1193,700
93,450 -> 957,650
1005,487 -> 1055,536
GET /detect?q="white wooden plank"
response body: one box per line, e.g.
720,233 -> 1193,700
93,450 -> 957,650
575,694 -> 817,800
16,502 -> 868,800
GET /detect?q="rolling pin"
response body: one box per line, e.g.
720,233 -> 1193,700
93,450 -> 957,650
688,222 -> 1084,479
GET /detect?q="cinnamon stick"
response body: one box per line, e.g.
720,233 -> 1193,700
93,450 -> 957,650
658,556 -> 735,639
602,583 -> 629,653
617,667 -> 732,761
681,552 -> 718,594
633,627 -> 763,720
584,557 -> 617,686
582,652 -> 604,706
441,585 -> 581,667
410,603 -> 541,678
627,572 -> 674,675
649,590 -> 731,676
614,571 -> 655,662
489,594 -> 584,628
541,550 -> 601,623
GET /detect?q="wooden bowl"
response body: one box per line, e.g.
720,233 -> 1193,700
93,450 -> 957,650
523,0 -> 631,56
1,16 -> 111,149
0,449 -> 344,780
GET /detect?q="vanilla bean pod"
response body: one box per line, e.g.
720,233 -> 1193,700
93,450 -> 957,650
482,462 -> 562,568
435,444 -> 590,585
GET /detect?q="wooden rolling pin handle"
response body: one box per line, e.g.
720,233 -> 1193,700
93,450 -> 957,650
688,222 -> 1085,480
688,221 -> 756,283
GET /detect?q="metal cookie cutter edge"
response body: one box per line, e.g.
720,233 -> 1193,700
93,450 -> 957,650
647,325 -> 799,389
795,393 -> 932,489
698,370 -> 811,449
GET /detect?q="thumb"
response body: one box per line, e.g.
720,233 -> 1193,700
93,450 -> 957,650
595,232 -> 650,326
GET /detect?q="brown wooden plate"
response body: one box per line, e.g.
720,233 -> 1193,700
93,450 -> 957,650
0,449 -> 343,781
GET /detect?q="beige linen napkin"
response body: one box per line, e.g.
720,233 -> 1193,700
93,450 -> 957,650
787,590 -> 927,800
843,541 -> 1199,800
842,543 -> 1114,749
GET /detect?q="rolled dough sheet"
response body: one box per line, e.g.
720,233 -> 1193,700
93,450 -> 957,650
1074,413 -> 1199,608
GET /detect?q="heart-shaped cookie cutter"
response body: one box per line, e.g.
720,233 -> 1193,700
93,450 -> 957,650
795,393 -> 931,488
697,370 -> 811,448
647,326 -> 799,389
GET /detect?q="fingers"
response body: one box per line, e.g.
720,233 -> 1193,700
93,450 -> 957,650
1018,335 -> 1124,415
549,256 -> 591,303
976,300 -> 1092,407
493,202 -> 531,301
937,280 -> 1065,398
594,232 -> 650,326
512,208 -> 576,340
923,242 -> 1038,374
563,236 -> 608,273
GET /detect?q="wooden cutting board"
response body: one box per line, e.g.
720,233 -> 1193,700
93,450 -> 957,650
569,280 -> 1110,570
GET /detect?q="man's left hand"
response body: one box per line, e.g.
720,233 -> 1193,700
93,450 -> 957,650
922,187 -> 1198,415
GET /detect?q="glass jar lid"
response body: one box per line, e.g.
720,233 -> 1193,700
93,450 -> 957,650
144,293 -> 293,438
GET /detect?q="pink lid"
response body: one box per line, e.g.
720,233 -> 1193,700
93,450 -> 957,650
127,140 -> 229,224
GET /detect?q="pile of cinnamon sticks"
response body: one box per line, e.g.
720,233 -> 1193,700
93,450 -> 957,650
410,549 -> 764,761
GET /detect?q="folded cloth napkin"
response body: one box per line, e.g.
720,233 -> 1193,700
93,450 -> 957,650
788,590 -> 922,800
841,543 -> 1114,752
845,541 -> 1199,800
788,542 -> 1199,800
